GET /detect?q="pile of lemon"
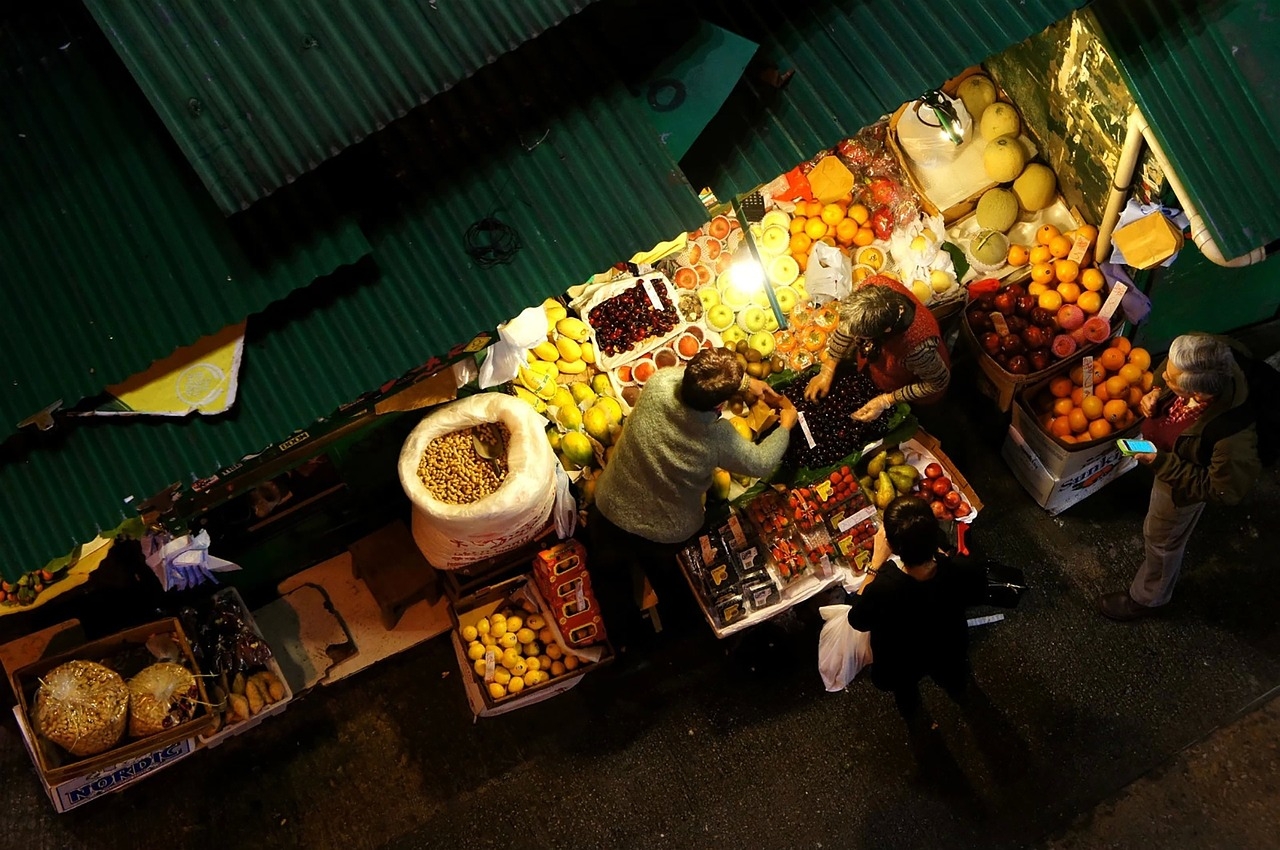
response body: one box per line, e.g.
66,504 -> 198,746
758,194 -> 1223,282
462,607 -> 582,700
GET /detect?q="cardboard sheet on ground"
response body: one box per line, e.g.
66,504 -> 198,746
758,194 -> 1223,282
90,323 -> 246,416
635,20 -> 758,160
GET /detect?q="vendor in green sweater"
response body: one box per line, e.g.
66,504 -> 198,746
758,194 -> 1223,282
589,348 -> 796,651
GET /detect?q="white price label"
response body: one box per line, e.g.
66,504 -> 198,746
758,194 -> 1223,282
575,584 -> 587,613
483,650 -> 497,682
797,412 -> 817,448
740,547 -> 758,570
1100,281 -> 1128,321
1082,355 -> 1095,397
641,278 -> 664,311
838,505 -> 878,533
990,311 -> 1010,337
1067,234 -> 1091,265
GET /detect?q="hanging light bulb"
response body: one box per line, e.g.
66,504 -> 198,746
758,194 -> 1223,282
916,90 -> 965,146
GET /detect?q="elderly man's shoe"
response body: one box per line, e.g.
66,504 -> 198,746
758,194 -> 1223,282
1098,591 -> 1156,622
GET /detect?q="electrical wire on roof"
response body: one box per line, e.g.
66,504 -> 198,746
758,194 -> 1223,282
464,214 -> 522,268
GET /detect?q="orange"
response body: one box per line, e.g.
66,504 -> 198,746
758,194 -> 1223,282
1087,418 -> 1113,440
804,218 -> 829,240
1081,268 -> 1105,292
1128,348 -> 1152,371
1128,386 -> 1145,407
1054,259 -> 1080,282
1118,363 -> 1144,386
1103,399 -> 1129,425
835,219 -> 859,246
1049,235 -> 1073,259
1007,244 -> 1030,266
1050,416 -> 1073,438
1059,434 -> 1077,444
853,226 -> 875,247
1032,262 -> 1056,285
1057,282 -> 1081,304
1077,291 -> 1103,314
1112,336 -> 1132,355
805,200 -> 825,218
1073,361 -> 1105,386
1099,348 -> 1127,372
794,251 -> 809,272
1029,245 -> 1053,265
1081,395 -> 1104,420
1071,386 -> 1085,406
1037,224 -> 1062,246
789,233 -> 812,255
820,204 -> 846,226
1028,282 -> 1048,297
1104,375 -> 1129,398
789,216 -> 807,235
1049,376 -> 1074,398
1093,382 -> 1111,402
1068,408 -> 1089,434
1053,397 -> 1074,416
1076,224 -> 1099,245
1141,370 -> 1155,392
1040,412 -> 1056,430
836,192 -> 855,208
848,203 -> 870,225
1038,289 -> 1063,311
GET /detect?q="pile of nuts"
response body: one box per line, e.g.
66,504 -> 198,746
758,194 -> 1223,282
419,423 -> 511,504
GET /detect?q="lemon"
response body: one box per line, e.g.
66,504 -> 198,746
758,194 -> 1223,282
467,642 -> 486,661
526,614 -> 546,631
550,661 -> 566,677
522,642 -> 540,657
473,658 -> 488,677
502,647 -> 521,666
513,627 -> 535,645
505,615 -> 523,633
545,644 -> 563,660
510,659 -> 528,677
460,624 -> 478,642
493,668 -> 512,686
476,618 -> 490,636
525,670 -> 548,686
538,628 -> 555,645
499,632 -> 520,649
481,634 -> 497,648
526,657 -> 542,673
563,655 -> 580,671
490,620 -> 507,639
488,682 -> 507,700
507,676 -> 526,694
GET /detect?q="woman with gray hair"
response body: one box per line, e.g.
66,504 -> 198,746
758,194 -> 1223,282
1099,333 -> 1261,621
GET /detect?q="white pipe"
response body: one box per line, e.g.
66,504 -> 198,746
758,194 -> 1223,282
1096,107 -> 1269,268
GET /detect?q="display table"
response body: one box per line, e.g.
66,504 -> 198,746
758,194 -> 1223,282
677,555 -> 856,639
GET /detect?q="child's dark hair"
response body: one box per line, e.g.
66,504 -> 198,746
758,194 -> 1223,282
680,348 -> 744,411
882,495 -> 943,566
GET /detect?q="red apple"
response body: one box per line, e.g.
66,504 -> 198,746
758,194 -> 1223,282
930,477 -> 952,496
1022,326 -> 1046,349
943,490 -> 962,509
993,291 -> 1016,315
924,463 -> 943,479
1016,293 -> 1037,317
1006,355 -> 1030,375
981,332 -> 1002,356
954,502 -> 972,518
930,501 -> 949,519
1029,350 -> 1051,372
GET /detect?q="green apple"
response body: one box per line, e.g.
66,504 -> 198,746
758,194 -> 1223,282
763,311 -> 780,332
697,286 -> 720,312
737,306 -> 767,333
759,225 -> 791,256
721,325 -> 748,347
774,285 -> 798,315
748,331 -> 776,359
706,303 -> 736,332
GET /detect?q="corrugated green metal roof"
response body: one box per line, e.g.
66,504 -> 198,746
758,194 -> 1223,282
84,0 -> 601,214
0,32 -> 370,440
1092,0 -> 1280,257
0,30 -> 705,580
680,0 -> 1089,200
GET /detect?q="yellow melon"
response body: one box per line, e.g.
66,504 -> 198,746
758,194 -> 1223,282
976,187 -> 1019,232
1013,163 -> 1057,211
957,75 -> 997,123
980,102 -> 1021,141
983,135 -> 1028,183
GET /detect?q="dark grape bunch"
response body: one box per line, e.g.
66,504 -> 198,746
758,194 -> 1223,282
588,279 -> 679,357
778,369 -> 895,469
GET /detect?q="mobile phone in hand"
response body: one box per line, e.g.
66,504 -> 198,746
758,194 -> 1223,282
1117,438 -> 1157,456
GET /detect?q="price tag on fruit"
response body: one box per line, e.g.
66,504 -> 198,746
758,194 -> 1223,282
838,505 -> 878,533
740,547 -> 757,570
484,649 -> 497,683
990,311 -> 1010,337
641,278 -> 664,311
1100,281 -> 1128,321
814,479 -> 834,502
797,412 -> 817,449
1082,355 -> 1095,397
1068,234 -> 1091,265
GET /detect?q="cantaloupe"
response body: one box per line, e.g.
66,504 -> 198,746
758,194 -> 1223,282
971,230 -> 1010,267
957,75 -> 997,123
976,188 -> 1019,232
983,135 -> 1027,183
1013,163 -> 1057,211
980,102 -> 1021,141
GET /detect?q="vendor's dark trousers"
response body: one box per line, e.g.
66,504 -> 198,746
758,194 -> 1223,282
584,505 -> 683,655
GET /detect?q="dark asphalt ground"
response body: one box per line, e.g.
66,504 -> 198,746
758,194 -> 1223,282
2,340 -> 1278,850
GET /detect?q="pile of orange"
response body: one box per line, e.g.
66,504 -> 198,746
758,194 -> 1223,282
787,196 -> 870,272
1032,338 -> 1155,445
1007,224 -> 1106,315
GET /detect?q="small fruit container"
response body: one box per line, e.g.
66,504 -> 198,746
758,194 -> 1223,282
899,431 -> 982,523
580,273 -> 684,371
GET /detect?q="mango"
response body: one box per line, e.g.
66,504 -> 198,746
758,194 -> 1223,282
591,374 -> 613,397
533,340 -> 561,362
556,404 -> 583,432
710,468 -> 731,501
556,337 -> 583,362
556,317 -> 590,343
561,432 -> 594,467
595,396 -> 623,425
580,342 -> 596,364
558,358 -> 587,375
570,382 -> 597,405
583,406 -> 611,445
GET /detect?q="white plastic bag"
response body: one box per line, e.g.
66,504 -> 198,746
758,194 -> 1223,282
398,393 -> 555,568
551,459 -> 577,540
806,242 -> 852,305
818,604 -> 873,692
478,307 -> 549,389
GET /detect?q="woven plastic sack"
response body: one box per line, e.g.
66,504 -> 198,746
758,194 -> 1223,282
399,393 -> 555,569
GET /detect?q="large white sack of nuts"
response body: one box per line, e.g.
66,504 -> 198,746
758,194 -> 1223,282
399,393 -> 555,569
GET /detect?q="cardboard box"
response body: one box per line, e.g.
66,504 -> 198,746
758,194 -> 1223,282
531,540 -> 607,647
13,707 -> 197,813
450,575 -> 610,718
910,429 -> 985,514
958,310 -> 1098,412
1002,376 -> 1142,513
197,588 -> 294,749
1112,212 -> 1184,269
10,618 -> 215,787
